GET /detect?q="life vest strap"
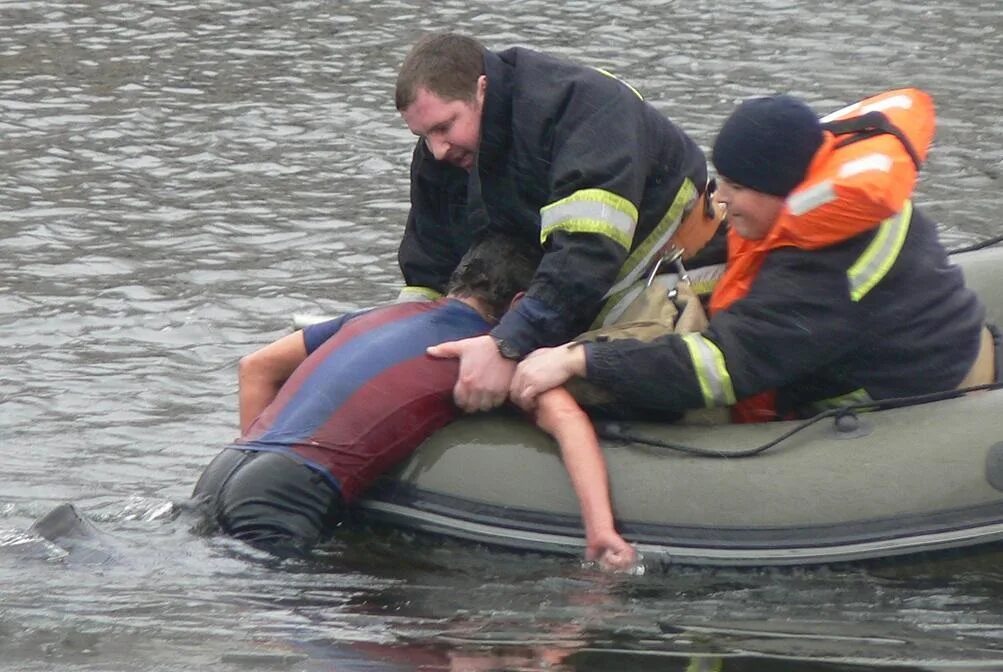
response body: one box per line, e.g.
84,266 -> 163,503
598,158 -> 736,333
822,111 -> 923,171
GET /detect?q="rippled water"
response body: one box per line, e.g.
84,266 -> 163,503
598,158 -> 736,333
2,1 -> 1002,670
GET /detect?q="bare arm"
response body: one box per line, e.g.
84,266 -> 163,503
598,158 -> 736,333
238,331 -> 308,434
510,343 -> 586,411
532,387 -> 636,570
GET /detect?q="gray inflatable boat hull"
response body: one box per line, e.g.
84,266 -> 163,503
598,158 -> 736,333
356,246 -> 1003,567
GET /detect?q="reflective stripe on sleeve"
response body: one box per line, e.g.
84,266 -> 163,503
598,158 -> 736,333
591,178 -> 698,327
681,333 -> 737,408
540,188 -> 639,250
847,202 -> 912,302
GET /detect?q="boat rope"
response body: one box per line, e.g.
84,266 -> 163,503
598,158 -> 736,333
594,381 -> 1003,458
947,232 -> 1003,255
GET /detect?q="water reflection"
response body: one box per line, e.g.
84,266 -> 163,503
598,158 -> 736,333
4,503 -> 1003,670
2,0 -> 1003,670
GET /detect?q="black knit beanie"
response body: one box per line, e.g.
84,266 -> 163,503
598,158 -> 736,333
712,95 -> 824,197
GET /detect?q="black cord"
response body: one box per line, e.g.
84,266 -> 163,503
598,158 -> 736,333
595,381 -> 1003,459
947,232 -> 1003,255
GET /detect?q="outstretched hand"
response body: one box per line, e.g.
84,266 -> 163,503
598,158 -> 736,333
427,335 -> 517,413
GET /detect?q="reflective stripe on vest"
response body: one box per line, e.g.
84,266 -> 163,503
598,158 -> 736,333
821,91 -> 917,123
787,153 -> 896,217
682,333 -> 737,408
591,178 -> 698,327
847,201 -> 912,302
397,286 -> 442,302
540,188 -> 638,250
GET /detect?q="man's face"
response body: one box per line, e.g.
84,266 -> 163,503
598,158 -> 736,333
715,177 -> 785,240
401,76 -> 486,172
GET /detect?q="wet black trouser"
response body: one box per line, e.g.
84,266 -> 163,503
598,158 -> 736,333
192,448 -> 344,557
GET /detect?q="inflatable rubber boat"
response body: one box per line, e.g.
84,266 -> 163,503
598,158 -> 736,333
334,243 -> 1003,567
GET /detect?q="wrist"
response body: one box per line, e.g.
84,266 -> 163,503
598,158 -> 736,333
566,343 -> 588,377
491,334 -> 522,361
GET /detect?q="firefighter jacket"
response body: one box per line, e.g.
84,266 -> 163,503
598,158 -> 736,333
397,46 -> 709,357
583,204 -> 986,419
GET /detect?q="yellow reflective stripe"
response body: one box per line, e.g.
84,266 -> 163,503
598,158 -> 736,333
593,285 -> 635,328
591,179 -> 698,327
685,658 -> 724,672
591,280 -> 648,327
396,286 -> 442,302
591,67 -> 643,100
540,188 -> 638,250
808,388 -> 874,413
682,333 -> 737,408
847,201 -> 912,302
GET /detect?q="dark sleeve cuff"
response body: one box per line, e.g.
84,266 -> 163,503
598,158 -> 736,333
490,295 -> 569,358
582,341 -> 620,386
581,337 -> 707,413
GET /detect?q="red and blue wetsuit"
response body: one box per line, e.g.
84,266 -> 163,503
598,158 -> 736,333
243,298 -> 487,501
192,299 -> 490,555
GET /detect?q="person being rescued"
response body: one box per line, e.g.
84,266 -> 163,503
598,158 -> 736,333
192,234 -> 636,570
510,89 -> 998,422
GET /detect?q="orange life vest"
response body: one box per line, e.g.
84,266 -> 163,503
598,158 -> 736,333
708,88 -> 936,423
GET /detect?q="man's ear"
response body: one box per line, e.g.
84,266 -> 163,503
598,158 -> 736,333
508,291 -> 526,311
475,75 -> 488,106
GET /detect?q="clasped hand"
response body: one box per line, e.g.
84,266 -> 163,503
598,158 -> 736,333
428,337 -> 587,413
509,343 -> 586,411
427,334 -> 516,412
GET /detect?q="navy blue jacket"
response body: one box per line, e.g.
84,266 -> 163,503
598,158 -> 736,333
398,46 -> 708,356
586,206 -> 986,417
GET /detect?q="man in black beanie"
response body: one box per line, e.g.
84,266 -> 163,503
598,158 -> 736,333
711,95 -> 823,240
510,92 -> 993,423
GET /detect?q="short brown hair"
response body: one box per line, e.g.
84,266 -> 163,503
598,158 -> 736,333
395,33 -> 486,111
447,234 -> 541,323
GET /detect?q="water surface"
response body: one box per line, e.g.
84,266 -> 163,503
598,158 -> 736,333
2,1 -> 1002,670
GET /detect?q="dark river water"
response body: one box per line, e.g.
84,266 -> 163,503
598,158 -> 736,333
2,1 -> 1002,671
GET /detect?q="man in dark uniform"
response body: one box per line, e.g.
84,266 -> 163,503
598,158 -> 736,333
395,33 -> 718,413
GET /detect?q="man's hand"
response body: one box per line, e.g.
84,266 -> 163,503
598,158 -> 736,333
509,344 -> 586,411
586,529 -> 639,573
427,335 -> 517,413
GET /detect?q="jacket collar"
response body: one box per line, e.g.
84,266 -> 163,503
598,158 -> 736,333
477,49 -> 513,171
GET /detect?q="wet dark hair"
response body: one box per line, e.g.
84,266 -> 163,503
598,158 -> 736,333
395,33 -> 486,111
446,234 -> 541,322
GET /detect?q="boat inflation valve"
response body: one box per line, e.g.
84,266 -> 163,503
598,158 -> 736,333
985,442 -> 1003,492
832,411 -> 871,439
